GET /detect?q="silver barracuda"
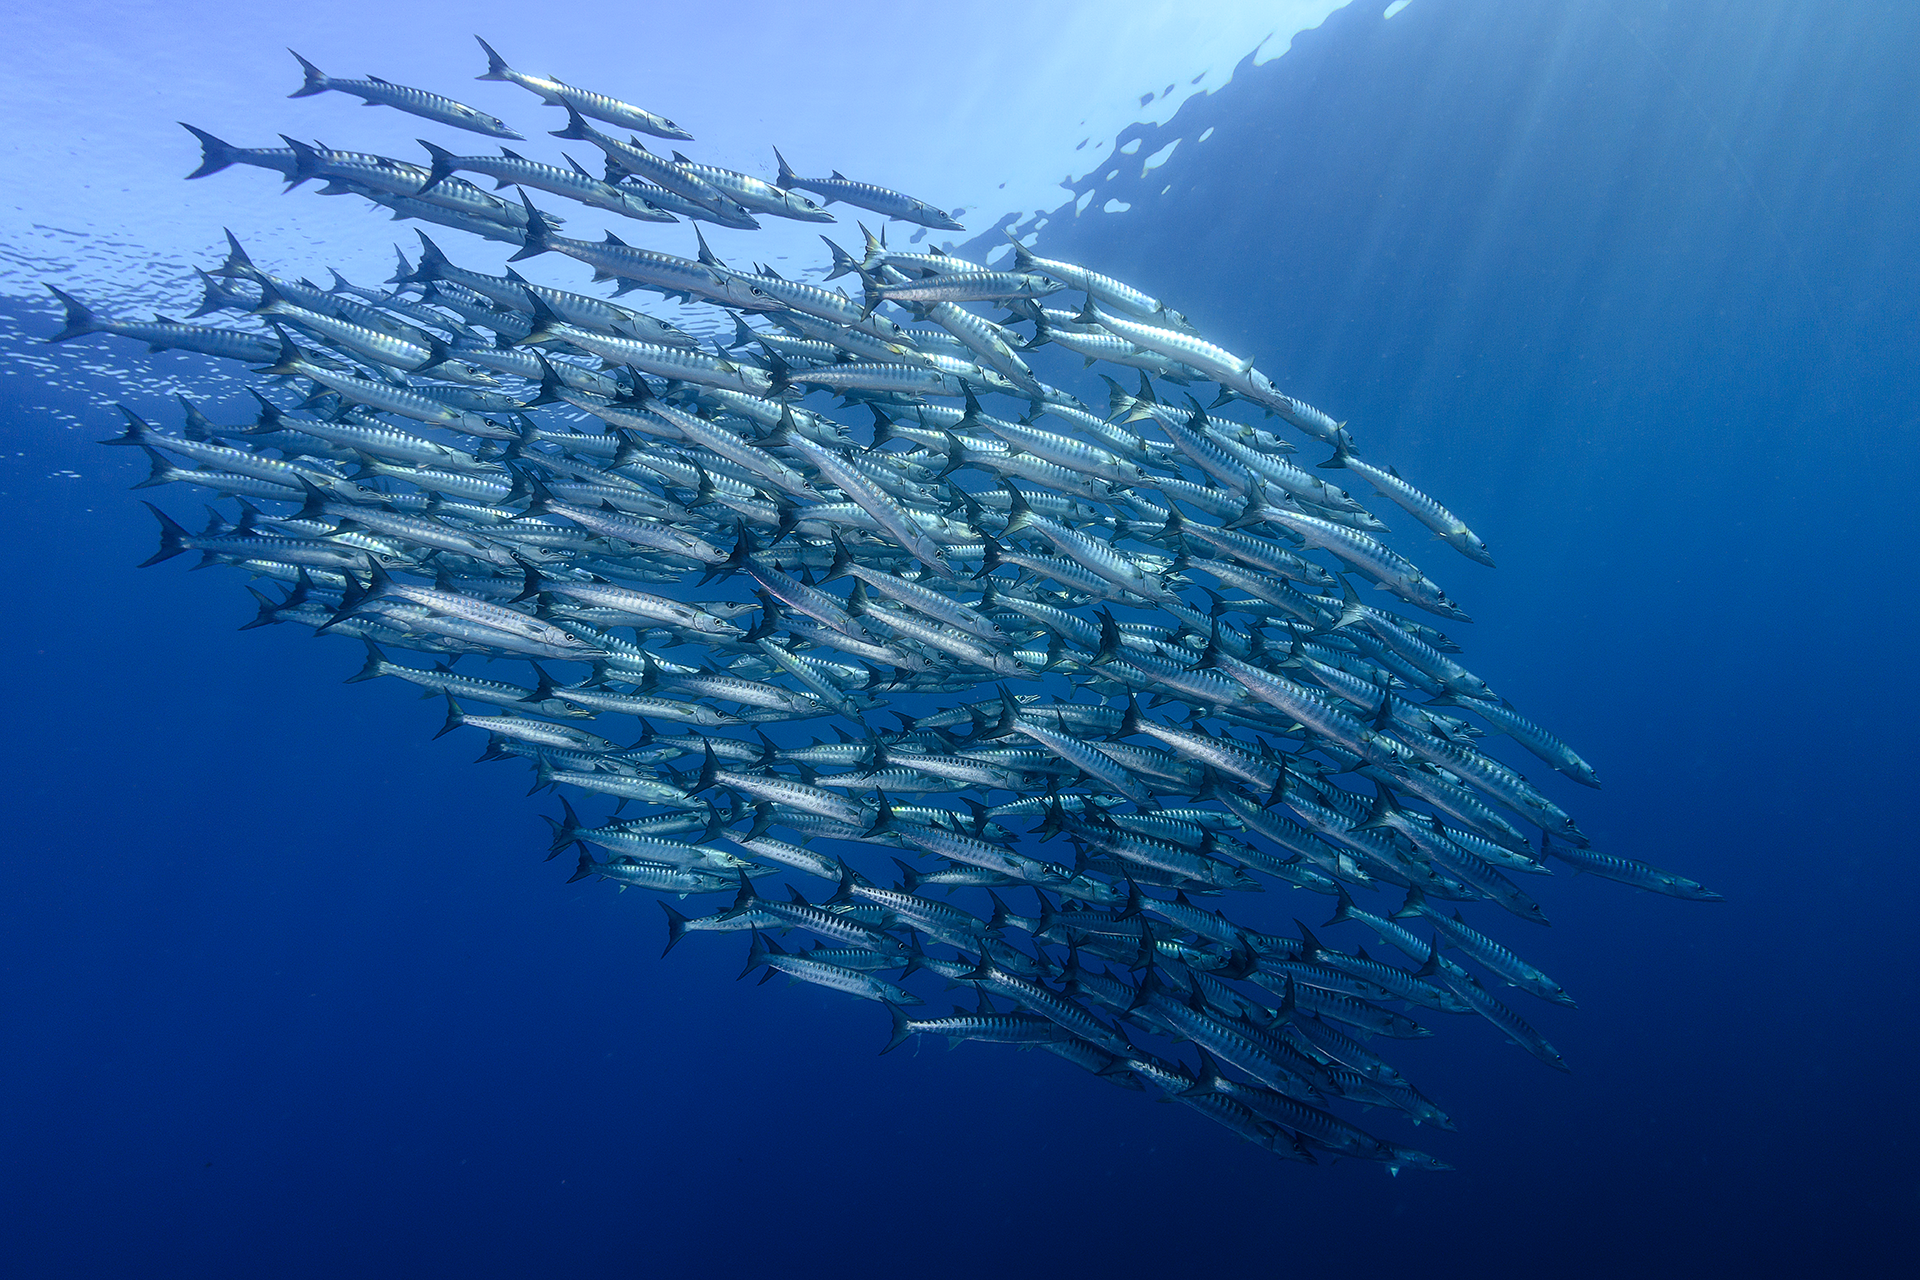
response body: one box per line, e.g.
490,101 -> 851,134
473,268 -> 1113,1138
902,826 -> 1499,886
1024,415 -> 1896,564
1007,236 -> 1189,327
48,288 -> 280,364
666,152 -> 833,222
773,148 -> 963,230
868,271 -> 1065,307
550,106 -> 743,219
507,195 -> 765,306
416,141 -> 675,222
52,43 -> 1703,1174
474,37 -> 692,141
288,50 -> 521,138
1320,440 -> 1495,567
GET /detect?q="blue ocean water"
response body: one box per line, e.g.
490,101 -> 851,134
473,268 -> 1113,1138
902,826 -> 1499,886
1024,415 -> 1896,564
2,1 -> 1916,1276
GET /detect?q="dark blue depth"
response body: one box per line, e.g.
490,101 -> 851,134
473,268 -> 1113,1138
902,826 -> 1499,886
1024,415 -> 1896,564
2,2 -> 1916,1276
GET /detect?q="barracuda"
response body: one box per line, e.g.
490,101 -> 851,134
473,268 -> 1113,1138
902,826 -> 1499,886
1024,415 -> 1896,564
1008,237 -> 1188,326
869,271 -> 1062,307
507,194 -> 760,304
773,148 -> 962,230
284,138 -> 528,228
1422,950 -> 1569,1073
742,932 -> 922,1005
48,288 -> 281,364
416,140 -> 672,222
550,106 -> 743,218
570,853 -> 736,898
881,1004 -> 1065,1055
289,50 -> 520,138
1251,506 -> 1470,622
261,334 -> 503,436
475,37 -> 692,140
1162,508 -> 1337,590
663,153 -> 831,222
524,318 -> 778,395
1032,318 -> 1201,380
518,572 -> 740,637
409,238 -> 690,346
824,538 -> 1005,643
61,52 -> 1711,1170
1433,694 -> 1601,789
1320,440 -> 1495,567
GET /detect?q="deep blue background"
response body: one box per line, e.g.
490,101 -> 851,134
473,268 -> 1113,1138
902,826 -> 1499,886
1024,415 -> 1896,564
4,1 -> 1916,1276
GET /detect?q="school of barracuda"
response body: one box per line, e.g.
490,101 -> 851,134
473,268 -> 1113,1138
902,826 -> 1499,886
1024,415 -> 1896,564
43,39 -> 1720,1175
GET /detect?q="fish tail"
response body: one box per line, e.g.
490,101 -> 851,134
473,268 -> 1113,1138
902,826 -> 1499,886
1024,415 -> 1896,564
974,533 -> 1002,579
179,123 -> 241,179
342,637 -> 387,683
432,693 -> 465,741
823,533 -> 853,582
1005,230 -> 1037,273
211,229 -> 258,282
237,587 -> 286,631
1000,482 -> 1034,534
1316,439 -> 1353,471
136,502 -> 191,568
879,1002 -> 913,1055
659,900 -> 691,956
128,445 -> 180,490
820,235 -> 859,280
185,269 -> 231,319
739,929 -> 777,981
473,35 -> 514,81
1091,610 -> 1124,666
416,139 -> 457,194
548,103 -> 594,142
286,49 -> 329,98
565,850 -> 596,884
890,857 -> 924,895
277,135 -> 326,182
864,791 -> 896,837
382,243 -> 416,287
44,285 -> 100,341
248,275 -> 290,318
527,759 -> 561,801
1025,313 -> 1052,352
407,233 -> 447,285
726,313 -> 760,350
256,324 -> 304,377
506,191 -> 554,262
772,145 -> 799,189
761,350 -> 793,396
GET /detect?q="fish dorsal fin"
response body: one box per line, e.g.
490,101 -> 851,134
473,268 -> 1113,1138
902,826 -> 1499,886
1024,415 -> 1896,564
831,170 -> 848,180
